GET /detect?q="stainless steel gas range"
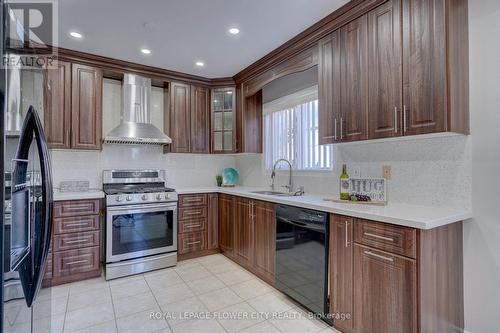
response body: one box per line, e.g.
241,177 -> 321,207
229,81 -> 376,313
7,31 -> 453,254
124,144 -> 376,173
103,170 -> 178,280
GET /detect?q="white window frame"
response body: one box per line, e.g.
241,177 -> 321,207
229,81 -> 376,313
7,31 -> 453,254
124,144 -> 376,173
263,85 -> 333,172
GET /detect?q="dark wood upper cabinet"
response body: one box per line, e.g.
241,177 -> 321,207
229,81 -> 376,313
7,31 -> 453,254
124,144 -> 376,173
368,0 -> 402,139
401,0 -> 469,135
218,194 -> 234,256
340,14 -> 369,142
240,90 -> 263,153
44,60 -> 72,149
169,82 -> 191,153
253,200 -> 275,284
234,197 -> 253,268
330,215 -> 354,333
71,63 -> 102,150
212,87 -> 236,153
318,31 -> 341,144
354,244 -> 417,333
190,85 -> 210,153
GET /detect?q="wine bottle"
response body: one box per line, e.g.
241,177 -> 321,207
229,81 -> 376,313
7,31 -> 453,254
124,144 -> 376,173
339,164 -> 350,200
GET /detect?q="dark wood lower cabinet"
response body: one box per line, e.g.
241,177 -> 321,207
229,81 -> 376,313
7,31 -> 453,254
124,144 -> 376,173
218,194 -> 235,256
234,197 -> 253,268
353,244 -> 417,333
252,200 -> 275,284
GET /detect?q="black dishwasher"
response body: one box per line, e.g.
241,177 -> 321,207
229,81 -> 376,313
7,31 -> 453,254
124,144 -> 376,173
275,204 -> 329,321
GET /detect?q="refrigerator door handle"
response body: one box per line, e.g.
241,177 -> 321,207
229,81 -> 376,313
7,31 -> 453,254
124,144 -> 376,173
13,106 -> 53,307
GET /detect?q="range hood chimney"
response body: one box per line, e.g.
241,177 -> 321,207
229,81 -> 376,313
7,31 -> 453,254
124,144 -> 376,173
104,74 -> 172,145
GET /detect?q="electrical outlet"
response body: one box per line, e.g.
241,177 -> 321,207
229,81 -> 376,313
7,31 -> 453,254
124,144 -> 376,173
352,166 -> 361,178
382,165 -> 392,180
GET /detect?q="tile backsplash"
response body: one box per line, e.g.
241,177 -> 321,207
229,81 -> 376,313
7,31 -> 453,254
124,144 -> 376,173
236,134 -> 472,209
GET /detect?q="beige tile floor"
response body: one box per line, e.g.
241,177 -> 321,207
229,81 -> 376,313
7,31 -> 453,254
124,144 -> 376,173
8,254 -> 341,333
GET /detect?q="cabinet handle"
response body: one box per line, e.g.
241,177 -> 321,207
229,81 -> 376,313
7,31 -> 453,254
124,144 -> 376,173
345,221 -> 348,248
394,107 -> 398,133
364,251 -> 394,262
64,222 -> 88,228
340,117 -> 343,140
65,238 -> 89,244
184,224 -> 202,228
403,105 -> 407,133
186,241 -> 201,246
184,211 -> 202,215
183,198 -> 202,202
364,232 -> 394,242
334,118 -> 338,140
66,259 -> 88,266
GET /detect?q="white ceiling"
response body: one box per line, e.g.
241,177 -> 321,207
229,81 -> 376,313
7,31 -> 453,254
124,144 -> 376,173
57,0 -> 349,78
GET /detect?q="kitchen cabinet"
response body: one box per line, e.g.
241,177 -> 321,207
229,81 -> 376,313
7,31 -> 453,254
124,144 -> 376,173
169,82 -> 191,153
253,200 -> 276,284
168,82 -> 210,153
44,60 -> 72,149
318,0 -> 469,143
45,199 -> 102,286
177,193 -> 218,259
212,87 -> 236,153
44,62 -> 103,150
190,85 -> 210,153
367,0 -> 402,139
340,14 -> 369,142
330,215 -> 354,333
353,244 -> 417,333
71,63 -> 103,150
241,90 -> 263,153
218,193 -> 235,257
234,197 -> 254,268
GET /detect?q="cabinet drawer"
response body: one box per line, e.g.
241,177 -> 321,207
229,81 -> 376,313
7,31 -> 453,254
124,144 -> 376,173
54,199 -> 100,218
53,215 -> 100,234
179,218 -> 206,234
179,207 -> 207,220
354,219 -> 416,258
53,246 -> 100,277
179,194 -> 207,208
53,230 -> 100,252
178,232 -> 207,254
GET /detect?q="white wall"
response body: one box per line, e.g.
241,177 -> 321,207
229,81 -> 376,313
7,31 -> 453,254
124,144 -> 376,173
464,1 -> 500,332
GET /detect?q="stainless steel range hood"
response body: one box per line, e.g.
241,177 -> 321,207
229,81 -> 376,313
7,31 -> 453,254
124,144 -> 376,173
104,74 -> 171,145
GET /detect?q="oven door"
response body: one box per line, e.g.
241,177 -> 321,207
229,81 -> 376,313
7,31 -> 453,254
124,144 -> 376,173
106,203 -> 177,263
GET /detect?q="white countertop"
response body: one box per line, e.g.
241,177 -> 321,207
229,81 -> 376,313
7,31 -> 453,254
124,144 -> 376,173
53,189 -> 105,201
176,186 -> 472,230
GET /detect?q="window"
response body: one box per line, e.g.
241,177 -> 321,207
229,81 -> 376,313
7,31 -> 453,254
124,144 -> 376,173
264,86 -> 333,171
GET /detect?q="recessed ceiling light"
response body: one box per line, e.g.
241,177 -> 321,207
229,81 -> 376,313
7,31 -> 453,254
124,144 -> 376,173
195,61 -> 205,67
69,31 -> 83,39
229,27 -> 240,35
141,48 -> 152,55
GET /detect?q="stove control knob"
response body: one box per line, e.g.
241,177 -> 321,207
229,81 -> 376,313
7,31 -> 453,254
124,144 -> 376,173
141,194 -> 148,201
115,196 -> 123,202
165,193 -> 171,199
156,194 -> 163,200
126,195 -> 132,201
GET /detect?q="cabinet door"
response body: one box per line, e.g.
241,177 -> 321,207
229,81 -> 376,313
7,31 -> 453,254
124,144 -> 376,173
253,200 -> 275,284
218,194 -> 234,256
330,215 -> 354,333
71,63 -> 102,150
368,0 -> 403,139
207,193 -> 219,250
354,244 -> 417,333
190,85 -> 210,153
318,31 -> 341,144
242,91 -> 262,153
169,82 -> 191,153
44,60 -> 71,149
340,15 -> 369,142
234,197 -> 253,267
402,0 -> 446,135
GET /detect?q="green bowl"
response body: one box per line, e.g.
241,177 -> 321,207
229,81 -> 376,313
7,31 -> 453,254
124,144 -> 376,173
222,168 -> 239,185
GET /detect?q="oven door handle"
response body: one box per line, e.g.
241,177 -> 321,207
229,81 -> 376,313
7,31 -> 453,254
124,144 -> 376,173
107,203 -> 177,213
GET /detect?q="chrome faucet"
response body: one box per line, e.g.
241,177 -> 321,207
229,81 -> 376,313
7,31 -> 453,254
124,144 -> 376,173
270,159 -> 293,193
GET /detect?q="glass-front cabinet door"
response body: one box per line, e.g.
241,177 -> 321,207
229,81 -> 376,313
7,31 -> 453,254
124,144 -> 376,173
212,87 -> 235,153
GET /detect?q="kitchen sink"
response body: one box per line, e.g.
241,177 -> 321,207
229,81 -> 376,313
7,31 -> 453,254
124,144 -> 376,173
250,190 -> 291,196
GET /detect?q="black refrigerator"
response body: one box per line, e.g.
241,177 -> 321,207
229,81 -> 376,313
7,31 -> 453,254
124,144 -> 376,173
1,1 -> 54,332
